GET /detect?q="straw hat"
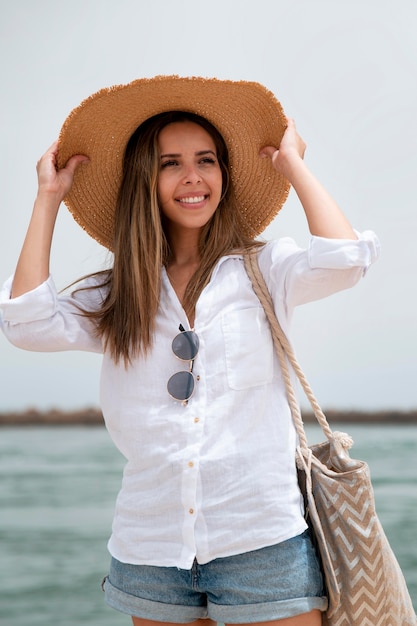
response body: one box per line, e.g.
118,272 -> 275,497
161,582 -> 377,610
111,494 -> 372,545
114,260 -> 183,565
58,76 -> 290,250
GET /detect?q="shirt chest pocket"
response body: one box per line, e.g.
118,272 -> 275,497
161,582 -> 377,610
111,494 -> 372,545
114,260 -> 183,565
221,307 -> 274,390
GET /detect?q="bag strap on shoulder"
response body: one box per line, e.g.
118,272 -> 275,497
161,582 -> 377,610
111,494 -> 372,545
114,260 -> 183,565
243,251 -> 334,447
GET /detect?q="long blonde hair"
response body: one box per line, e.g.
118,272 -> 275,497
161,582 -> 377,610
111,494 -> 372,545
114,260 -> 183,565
80,111 -> 262,364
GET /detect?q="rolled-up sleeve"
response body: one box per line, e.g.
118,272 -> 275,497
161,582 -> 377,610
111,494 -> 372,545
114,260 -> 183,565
258,230 -> 380,319
0,275 -> 103,353
1,276 -> 59,325
308,230 -> 380,274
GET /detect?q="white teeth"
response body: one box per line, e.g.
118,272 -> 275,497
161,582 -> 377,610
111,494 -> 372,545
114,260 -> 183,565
179,196 -> 205,204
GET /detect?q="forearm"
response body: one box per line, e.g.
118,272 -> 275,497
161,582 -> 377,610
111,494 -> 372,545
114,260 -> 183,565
11,193 -> 60,298
10,141 -> 88,299
287,157 -> 357,240
262,118 -> 357,241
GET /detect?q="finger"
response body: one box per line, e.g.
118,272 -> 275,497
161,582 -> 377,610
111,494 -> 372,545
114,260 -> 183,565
47,139 -> 59,152
41,141 -> 59,163
259,145 -> 278,159
64,154 -> 89,175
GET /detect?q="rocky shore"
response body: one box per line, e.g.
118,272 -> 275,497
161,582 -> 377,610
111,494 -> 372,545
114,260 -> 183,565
0,407 -> 416,426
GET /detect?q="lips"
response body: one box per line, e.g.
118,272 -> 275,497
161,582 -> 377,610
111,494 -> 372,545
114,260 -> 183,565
176,195 -> 208,205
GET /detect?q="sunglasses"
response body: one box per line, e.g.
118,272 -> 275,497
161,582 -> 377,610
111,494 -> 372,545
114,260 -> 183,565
167,324 -> 200,404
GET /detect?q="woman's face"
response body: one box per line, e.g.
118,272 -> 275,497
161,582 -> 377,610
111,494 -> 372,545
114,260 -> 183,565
157,121 -> 223,234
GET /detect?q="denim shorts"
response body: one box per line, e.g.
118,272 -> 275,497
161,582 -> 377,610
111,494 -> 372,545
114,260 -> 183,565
102,530 -> 328,623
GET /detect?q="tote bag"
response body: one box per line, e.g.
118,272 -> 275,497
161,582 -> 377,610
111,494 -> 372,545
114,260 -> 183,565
244,252 -> 416,626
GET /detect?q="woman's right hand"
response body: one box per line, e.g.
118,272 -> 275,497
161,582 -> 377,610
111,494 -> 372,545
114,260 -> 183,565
10,143 -> 89,298
36,140 -> 89,205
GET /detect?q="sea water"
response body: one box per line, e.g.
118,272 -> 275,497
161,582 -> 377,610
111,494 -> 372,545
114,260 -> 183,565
1,424 -> 416,625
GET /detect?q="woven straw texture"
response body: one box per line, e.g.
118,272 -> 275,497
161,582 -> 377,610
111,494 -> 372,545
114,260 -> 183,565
244,252 -> 417,626
57,76 -> 290,250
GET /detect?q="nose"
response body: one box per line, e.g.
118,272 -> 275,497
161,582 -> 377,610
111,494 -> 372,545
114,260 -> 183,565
183,165 -> 201,185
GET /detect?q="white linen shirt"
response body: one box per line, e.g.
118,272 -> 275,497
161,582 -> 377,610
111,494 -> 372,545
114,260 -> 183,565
0,232 -> 380,569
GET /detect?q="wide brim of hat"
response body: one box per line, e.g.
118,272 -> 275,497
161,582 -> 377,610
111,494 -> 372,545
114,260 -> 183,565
58,75 -> 290,250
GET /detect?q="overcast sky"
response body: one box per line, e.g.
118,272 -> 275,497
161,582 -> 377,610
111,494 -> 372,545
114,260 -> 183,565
0,0 -> 416,412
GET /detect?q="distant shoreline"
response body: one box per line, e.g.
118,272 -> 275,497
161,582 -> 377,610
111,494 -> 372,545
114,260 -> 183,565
0,408 -> 416,426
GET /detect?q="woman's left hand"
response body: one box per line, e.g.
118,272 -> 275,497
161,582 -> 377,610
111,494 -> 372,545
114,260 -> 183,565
260,118 -> 357,239
260,118 -> 306,180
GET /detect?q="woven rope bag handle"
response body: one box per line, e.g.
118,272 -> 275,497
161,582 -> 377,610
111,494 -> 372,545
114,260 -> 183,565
244,252 -> 334,448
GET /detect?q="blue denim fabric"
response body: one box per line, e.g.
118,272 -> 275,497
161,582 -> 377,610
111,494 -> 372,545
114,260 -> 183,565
103,530 -> 328,623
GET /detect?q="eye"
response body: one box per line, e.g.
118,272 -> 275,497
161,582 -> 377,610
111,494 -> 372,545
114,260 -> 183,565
161,160 -> 179,169
199,157 -> 216,165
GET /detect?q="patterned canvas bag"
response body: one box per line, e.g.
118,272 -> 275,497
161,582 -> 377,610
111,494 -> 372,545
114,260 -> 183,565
244,253 -> 416,626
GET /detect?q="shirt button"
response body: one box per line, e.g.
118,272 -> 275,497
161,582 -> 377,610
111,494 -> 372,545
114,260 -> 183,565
189,508 -> 194,515
196,375 -> 201,381
188,461 -> 194,468
194,417 -> 200,423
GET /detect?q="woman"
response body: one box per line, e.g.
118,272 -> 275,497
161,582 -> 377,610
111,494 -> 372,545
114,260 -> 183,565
0,76 -> 380,625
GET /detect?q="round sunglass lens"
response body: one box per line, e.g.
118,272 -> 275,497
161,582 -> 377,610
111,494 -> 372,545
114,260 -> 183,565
172,331 -> 199,361
167,371 -> 195,402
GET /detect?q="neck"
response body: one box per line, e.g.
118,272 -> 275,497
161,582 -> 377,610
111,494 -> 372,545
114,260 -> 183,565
166,225 -> 202,268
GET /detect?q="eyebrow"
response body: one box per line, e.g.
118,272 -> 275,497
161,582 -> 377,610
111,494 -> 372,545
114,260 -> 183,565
160,150 -> 217,159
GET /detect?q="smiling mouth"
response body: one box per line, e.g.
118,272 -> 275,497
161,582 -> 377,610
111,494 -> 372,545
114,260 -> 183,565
176,195 -> 207,204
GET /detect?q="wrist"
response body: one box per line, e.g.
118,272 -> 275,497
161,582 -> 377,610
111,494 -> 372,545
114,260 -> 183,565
35,187 -> 64,210
277,153 -> 307,184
